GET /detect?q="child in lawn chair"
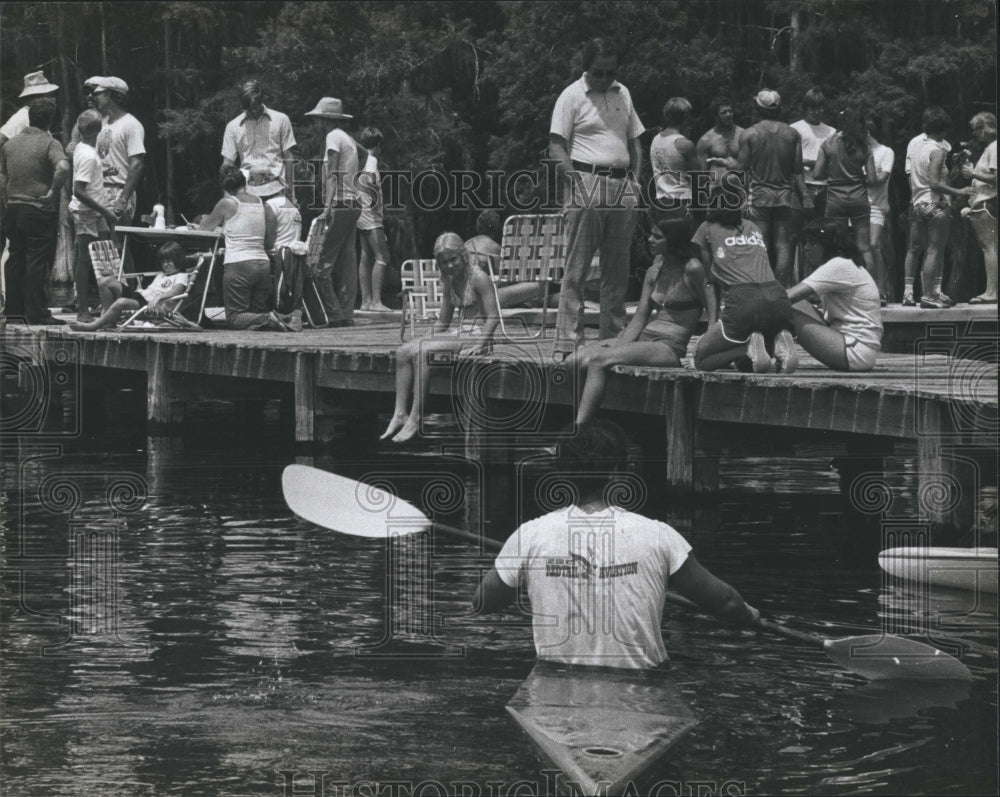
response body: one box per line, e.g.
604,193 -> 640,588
70,242 -> 190,331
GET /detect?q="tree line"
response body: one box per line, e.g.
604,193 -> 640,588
1,0 -> 996,287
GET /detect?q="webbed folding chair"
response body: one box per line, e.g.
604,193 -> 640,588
399,258 -> 467,341
273,217 -> 329,328
488,213 -> 568,340
117,252 -> 207,331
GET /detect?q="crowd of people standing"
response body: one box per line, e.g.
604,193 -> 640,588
1,42 -> 995,385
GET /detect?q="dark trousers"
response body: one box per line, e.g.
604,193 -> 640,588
4,204 -> 58,321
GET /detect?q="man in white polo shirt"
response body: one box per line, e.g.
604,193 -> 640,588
549,37 -> 644,356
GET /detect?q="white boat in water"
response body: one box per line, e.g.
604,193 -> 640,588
878,547 -> 998,594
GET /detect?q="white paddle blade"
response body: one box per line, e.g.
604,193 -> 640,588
282,465 -> 430,538
823,634 -> 973,681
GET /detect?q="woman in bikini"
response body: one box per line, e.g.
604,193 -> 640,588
380,232 -> 501,443
567,215 -> 705,424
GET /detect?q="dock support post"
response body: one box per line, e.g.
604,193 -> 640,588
293,353 -> 315,443
917,399 -> 976,540
665,381 -> 693,490
146,342 -> 178,427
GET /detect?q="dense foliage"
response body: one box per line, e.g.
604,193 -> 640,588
1,0 -> 996,278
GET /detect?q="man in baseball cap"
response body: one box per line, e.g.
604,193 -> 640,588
737,87 -> 809,286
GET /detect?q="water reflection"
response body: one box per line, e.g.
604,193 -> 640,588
0,431 -> 996,796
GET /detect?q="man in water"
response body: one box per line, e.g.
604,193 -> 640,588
473,420 -> 759,670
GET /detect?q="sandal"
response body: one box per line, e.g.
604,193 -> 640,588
969,295 -> 998,304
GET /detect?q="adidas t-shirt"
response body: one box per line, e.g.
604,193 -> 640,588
692,220 -> 775,288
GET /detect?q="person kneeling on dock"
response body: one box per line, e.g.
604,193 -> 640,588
566,215 -> 705,424
692,194 -> 798,374
70,242 -> 189,331
380,232 -> 503,444
473,420 -> 760,670
197,166 -> 300,331
786,219 -> 883,372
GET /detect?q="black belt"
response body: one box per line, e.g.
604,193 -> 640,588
571,160 -> 630,179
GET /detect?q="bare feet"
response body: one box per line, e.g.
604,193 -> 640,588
391,418 -> 420,443
379,411 -> 408,440
368,303 -> 393,313
69,319 -> 101,331
360,301 -> 372,311
76,312 -> 95,324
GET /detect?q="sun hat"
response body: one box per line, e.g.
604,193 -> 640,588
754,89 -> 781,110
245,169 -> 286,197
19,71 -> 59,98
304,97 -> 353,120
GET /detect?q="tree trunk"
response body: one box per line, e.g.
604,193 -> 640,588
790,6 -> 805,73
164,17 -> 176,224
52,7 -> 75,285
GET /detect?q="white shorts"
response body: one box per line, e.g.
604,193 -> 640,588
869,206 -> 887,227
845,338 -> 879,371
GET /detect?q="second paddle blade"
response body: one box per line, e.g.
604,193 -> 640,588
823,634 -> 973,681
282,464 -> 430,538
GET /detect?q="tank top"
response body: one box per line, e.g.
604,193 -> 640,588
650,132 -> 692,200
224,195 -> 268,264
823,134 -> 869,204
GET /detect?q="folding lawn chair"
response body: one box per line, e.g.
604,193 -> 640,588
399,258 -> 466,341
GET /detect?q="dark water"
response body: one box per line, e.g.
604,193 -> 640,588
1,411 -> 997,797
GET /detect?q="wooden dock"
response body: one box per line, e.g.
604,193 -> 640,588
3,311 -> 996,534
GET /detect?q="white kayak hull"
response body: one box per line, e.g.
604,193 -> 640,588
506,664 -> 697,796
878,547 -> 998,594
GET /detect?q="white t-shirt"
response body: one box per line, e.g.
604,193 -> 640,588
324,128 -> 360,203
867,143 -> 894,212
791,119 -> 836,184
550,75 -> 645,168
905,133 -> 952,208
970,140 -> 997,206
0,106 -> 30,140
96,113 -> 146,188
494,506 -> 692,670
357,153 -> 384,230
68,142 -> 107,214
802,257 -> 883,349
266,195 -> 302,249
139,271 -> 190,305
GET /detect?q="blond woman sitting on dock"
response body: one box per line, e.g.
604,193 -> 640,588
566,215 -> 705,424
786,219 -> 883,372
381,232 -> 506,443
70,242 -> 190,331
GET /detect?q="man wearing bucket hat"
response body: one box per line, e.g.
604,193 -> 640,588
0,72 -> 59,149
306,96 -> 363,326
1,71 -> 60,283
222,80 -> 297,202
737,89 -> 809,286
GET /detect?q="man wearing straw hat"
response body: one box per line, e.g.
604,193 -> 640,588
222,80 -> 297,203
305,96 -> 363,326
0,71 -> 59,149
1,71 -> 60,282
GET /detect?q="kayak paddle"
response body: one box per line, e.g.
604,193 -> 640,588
282,464 -> 974,682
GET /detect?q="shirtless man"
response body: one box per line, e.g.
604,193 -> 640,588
697,97 -> 744,188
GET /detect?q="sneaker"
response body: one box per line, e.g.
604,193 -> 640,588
773,329 -> 799,374
937,292 -> 955,306
920,294 -> 948,309
745,332 -> 772,374
286,309 -> 303,332
902,292 -> 916,307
